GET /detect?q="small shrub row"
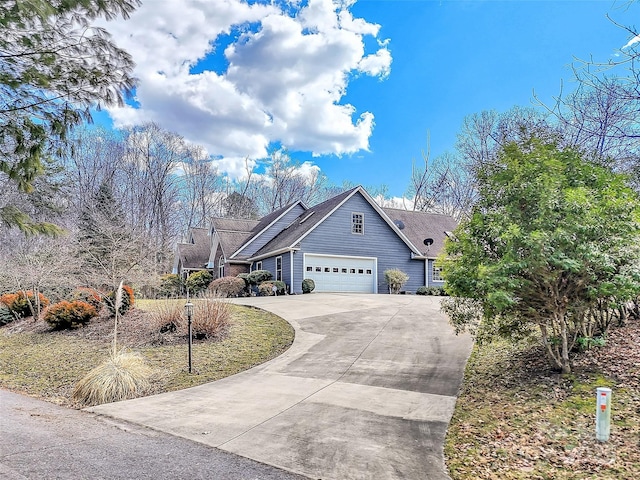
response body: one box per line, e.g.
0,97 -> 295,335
185,270 -> 213,296
416,286 -> 448,296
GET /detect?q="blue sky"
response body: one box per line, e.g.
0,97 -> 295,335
97,0 -> 636,199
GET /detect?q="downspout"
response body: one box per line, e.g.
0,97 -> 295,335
290,250 -> 294,294
425,259 -> 429,287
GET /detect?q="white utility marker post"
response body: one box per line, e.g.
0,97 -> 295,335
596,387 -> 612,442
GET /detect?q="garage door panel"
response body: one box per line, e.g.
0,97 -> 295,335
304,254 -> 376,293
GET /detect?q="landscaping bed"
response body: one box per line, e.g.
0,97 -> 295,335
445,320 -> 640,479
0,302 -> 294,407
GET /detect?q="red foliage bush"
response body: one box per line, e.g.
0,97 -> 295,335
71,287 -> 103,310
44,300 -> 98,330
0,291 -> 50,318
104,284 -> 135,317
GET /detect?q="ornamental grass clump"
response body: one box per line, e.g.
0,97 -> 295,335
148,299 -> 183,333
192,296 -> 231,339
72,351 -> 152,406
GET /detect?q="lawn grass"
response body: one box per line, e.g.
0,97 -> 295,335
0,302 -> 294,407
445,322 -> 640,479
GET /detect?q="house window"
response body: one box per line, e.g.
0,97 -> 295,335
306,266 -> 313,272
218,255 -> 224,278
315,267 -> 322,272
276,256 -> 282,281
255,261 -> 262,271
332,267 -> 339,273
366,269 -> 372,275
341,268 -> 347,273
433,265 -> 443,282
352,213 -> 364,234
324,267 -> 330,273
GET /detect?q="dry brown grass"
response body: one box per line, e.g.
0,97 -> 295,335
72,351 -> 153,406
192,296 -> 231,339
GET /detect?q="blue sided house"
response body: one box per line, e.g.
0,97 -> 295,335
173,186 -> 457,294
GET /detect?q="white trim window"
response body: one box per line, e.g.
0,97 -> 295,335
432,265 -> 443,282
352,212 -> 364,235
276,256 -> 282,281
218,255 -> 224,278
255,261 -> 263,271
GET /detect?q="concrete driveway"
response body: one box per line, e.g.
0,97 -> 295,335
89,293 -> 473,480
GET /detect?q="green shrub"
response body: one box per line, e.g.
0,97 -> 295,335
416,286 -> 447,296
272,280 -> 286,295
0,304 -> 17,326
185,270 -> 213,296
158,274 -> 183,298
71,287 -> 103,310
0,291 -> 50,318
302,278 -> 315,294
237,273 -> 250,286
44,300 -> 98,330
208,276 -> 247,298
384,269 -> 409,294
104,284 -> 135,317
247,269 -> 273,285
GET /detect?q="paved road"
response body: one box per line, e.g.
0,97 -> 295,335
90,294 -> 473,480
0,389 -> 306,480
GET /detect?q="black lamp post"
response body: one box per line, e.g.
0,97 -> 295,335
184,300 -> 194,373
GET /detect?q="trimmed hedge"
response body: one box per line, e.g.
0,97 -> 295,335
44,300 -> 98,330
0,304 -> 17,326
416,286 -> 448,296
208,276 -> 247,298
247,270 -> 273,285
302,278 -> 315,294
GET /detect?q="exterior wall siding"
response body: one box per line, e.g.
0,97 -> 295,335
239,204 -> 306,258
293,192 -> 424,294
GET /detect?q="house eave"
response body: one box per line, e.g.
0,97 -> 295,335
248,247 -> 300,262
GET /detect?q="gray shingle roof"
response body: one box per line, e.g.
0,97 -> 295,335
210,217 -> 259,259
175,241 -> 210,269
382,208 -> 458,257
251,187 -> 359,258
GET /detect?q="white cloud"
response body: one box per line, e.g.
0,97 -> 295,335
622,35 -> 640,49
98,0 -> 391,175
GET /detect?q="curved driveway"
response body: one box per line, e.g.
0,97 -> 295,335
90,293 -> 473,480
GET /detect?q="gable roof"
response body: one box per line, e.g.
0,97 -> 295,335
210,217 -> 259,259
382,208 -> 458,258
188,226 -> 209,246
175,241 -> 210,270
248,186 -> 424,260
249,187 -> 359,259
230,201 -> 306,259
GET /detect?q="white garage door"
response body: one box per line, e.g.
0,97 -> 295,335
303,254 -> 377,293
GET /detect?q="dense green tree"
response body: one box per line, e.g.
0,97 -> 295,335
0,0 -> 139,233
441,139 -> 640,373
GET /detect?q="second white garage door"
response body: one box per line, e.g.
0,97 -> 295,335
303,254 -> 377,293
